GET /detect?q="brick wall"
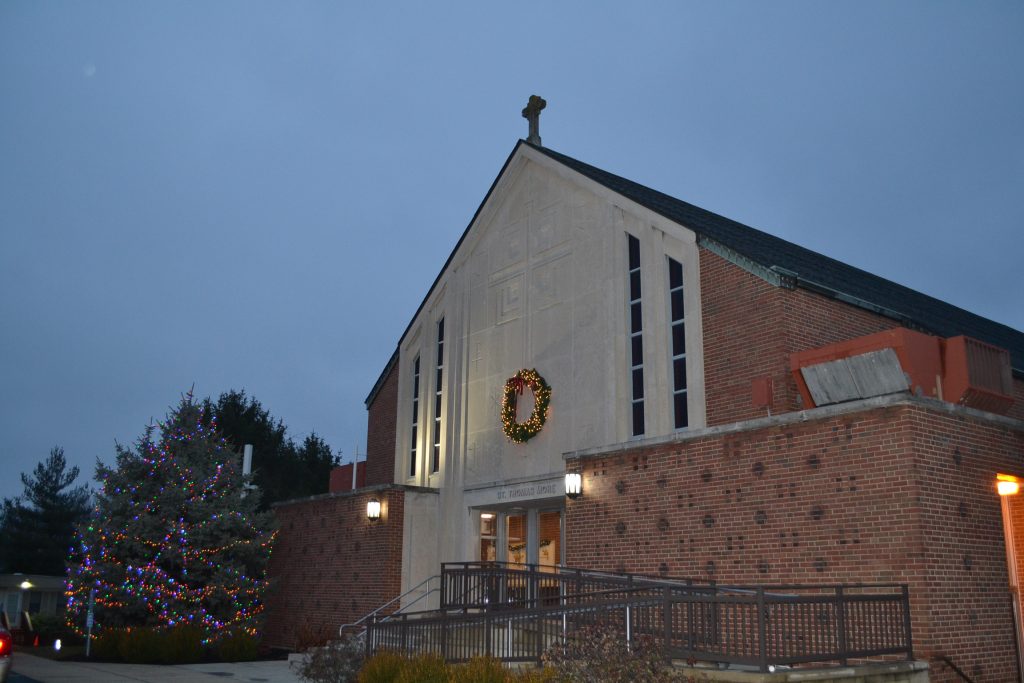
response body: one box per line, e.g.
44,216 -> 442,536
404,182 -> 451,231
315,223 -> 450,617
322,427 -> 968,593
565,400 -> 1024,683
1009,379 -> 1024,422
699,249 -> 1022,426
699,249 -> 899,426
365,359 -> 399,486
328,462 -> 366,493
910,407 -> 1024,682
263,487 -> 404,649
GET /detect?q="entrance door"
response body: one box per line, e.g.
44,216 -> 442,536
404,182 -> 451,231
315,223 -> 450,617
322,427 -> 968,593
507,513 -> 527,567
538,510 -> 561,569
477,508 -> 563,567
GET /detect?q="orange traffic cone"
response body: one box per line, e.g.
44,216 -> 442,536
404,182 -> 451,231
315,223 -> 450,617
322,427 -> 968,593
33,634 -> 39,647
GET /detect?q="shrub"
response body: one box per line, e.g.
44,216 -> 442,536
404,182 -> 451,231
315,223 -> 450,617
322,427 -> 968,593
31,614 -> 80,647
92,628 -> 127,661
358,650 -> 408,683
295,635 -> 365,683
217,630 -> 261,662
119,627 -> 164,664
395,653 -> 448,683
542,625 -> 675,683
450,656 -> 509,683
510,667 -> 561,683
160,625 -> 205,664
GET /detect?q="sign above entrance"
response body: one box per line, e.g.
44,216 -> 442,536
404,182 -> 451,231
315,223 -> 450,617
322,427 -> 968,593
496,480 -> 560,503
464,474 -> 564,508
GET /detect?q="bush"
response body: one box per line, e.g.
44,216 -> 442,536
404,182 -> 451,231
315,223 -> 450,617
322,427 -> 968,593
542,625 -> 676,683
358,650 -> 408,683
217,630 -> 261,662
450,656 -> 509,683
294,635 -> 365,683
31,614 -> 80,647
92,628 -> 127,661
160,625 -> 205,664
91,625 -> 207,664
511,667 -> 561,683
395,653 -> 448,683
119,627 -> 164,664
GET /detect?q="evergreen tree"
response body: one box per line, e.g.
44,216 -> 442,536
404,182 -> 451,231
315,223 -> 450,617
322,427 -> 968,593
65,394 -> 276,640
0,447 -> 91,575
295,432 -> 337,497
204,390 -> 339,507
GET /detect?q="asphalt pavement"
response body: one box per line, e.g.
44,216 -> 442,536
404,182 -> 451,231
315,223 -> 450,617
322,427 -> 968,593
11,652 -> 305,683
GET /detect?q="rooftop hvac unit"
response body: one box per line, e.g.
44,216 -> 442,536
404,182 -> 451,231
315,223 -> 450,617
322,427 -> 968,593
942,336 -> 1014,415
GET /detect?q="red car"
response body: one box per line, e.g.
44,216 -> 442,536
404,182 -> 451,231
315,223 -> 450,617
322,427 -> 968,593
0,625 -> 10,683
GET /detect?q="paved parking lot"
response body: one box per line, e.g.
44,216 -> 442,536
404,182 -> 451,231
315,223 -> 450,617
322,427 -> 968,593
11,652 -> 305,683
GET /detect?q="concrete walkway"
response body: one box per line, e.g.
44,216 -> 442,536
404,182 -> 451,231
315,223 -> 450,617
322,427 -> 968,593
11,652 -> 305,683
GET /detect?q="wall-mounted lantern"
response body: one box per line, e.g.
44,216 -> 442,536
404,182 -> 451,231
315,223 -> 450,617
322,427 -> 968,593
565,472 -> 582,499
367,498 -> 382,521
998,474 -> 1020,496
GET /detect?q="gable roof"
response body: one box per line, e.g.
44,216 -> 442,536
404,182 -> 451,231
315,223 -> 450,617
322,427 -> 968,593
368,140 -> 1023,405
529,142 -> 1024,375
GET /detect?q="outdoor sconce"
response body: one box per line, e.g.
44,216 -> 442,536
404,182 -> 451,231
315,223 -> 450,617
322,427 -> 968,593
367,498 -> 382,521
998,474 -> 1020,496
565,472 -> 582,499
18,580 -> 33,590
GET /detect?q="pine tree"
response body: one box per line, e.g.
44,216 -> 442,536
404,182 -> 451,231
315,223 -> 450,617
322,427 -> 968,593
204,390 -> 340,508
0,447 -> 91,575
65,393 -> 276,641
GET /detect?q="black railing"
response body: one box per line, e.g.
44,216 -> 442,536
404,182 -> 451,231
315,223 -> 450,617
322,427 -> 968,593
366,563 -> 913,672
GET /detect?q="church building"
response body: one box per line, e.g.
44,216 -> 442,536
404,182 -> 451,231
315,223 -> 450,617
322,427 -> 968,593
266,100 -> 1024,682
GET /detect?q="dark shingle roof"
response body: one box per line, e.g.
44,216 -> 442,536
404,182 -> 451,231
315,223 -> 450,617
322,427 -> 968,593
529,142 -> 1024,374
367,139 -> 1023,406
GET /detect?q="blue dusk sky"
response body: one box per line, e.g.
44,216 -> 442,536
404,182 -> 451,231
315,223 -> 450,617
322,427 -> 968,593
1,1 -> 1022,501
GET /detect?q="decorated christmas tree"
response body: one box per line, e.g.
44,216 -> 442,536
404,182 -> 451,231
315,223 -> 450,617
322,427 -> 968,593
65,392 -> 276,642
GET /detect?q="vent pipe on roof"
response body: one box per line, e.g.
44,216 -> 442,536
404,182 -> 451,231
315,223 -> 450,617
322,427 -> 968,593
522,95 -> 546,146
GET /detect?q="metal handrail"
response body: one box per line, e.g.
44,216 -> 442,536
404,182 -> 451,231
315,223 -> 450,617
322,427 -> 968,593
935,656 -> 977,683
383,564 -> 913,671
338,574 -> 439,637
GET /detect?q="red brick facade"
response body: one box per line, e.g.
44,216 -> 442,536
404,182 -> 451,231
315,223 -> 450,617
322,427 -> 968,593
565,400 -> 1024,682
1010,380 -> 1024,422
263,487 -> 404,649
365,359 -> 399,486
700,249 -> 899,426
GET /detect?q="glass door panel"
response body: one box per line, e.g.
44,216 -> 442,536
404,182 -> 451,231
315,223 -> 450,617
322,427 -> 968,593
539,510 -> 561,570
480,512 -> 497,562
507,513 -> 527,568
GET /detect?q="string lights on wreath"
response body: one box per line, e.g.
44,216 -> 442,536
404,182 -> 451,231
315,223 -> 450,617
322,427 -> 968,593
500,368 -> 552,443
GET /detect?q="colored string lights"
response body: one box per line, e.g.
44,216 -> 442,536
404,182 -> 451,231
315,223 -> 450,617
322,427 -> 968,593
65,398 -> 276,643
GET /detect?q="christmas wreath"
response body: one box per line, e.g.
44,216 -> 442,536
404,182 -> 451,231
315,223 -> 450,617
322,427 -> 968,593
501,368 -> 552,443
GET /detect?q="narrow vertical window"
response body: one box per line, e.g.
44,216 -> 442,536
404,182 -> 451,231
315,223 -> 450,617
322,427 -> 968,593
668,257 -> 688,429
409,355 -> 420,478
627,235 -> 645,436
432,318 -> 444,473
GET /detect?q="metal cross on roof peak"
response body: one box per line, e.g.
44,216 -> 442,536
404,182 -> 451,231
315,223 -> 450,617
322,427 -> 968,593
522,95 -> 547,146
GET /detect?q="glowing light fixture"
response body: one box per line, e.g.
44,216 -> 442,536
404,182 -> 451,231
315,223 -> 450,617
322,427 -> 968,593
54,638 -> 62,651
367,498 -> 382,521
19,580 -> 33,590
998,474 -> 1020,496
565,472 -> 582,499
480,513 -> 494,520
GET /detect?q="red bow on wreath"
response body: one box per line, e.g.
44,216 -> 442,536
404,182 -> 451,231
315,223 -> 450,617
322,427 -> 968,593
510,376 -> 526,395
